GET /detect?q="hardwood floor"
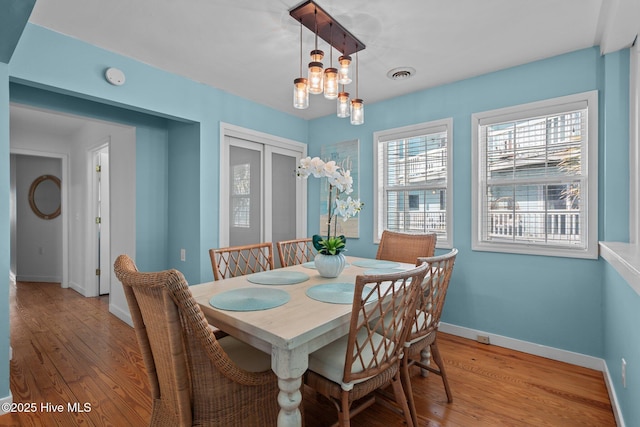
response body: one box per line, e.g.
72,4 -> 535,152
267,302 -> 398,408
2,281 -> 616,426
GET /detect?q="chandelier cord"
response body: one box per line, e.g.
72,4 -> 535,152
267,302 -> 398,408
329,23 -> 333,67
314,8 -> 318,51
299,20 -> 303,76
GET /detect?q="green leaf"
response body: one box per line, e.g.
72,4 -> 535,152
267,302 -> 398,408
312,234 -> 324,251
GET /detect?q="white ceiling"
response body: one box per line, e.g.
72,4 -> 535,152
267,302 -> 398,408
23,0 -> 640,121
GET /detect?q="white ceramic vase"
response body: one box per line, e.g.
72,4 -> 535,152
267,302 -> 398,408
314,253 -> 347,278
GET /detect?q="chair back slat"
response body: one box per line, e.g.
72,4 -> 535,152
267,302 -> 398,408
376,230 -> 437,265
276,238 -> 317,267
343,263 -> 428,384
209,242 -> 274,280
410,249 -> 458,343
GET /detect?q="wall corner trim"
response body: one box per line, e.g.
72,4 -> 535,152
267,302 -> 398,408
600,241 -> 640,296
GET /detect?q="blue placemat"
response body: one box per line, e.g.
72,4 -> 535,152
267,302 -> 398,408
247,270 -> 310,285
306,283 -> 378,304
209,288 -> 290,311
352,259 -> 401,269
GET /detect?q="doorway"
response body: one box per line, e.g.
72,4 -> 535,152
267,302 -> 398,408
219,123 -> 307,258
9,103 -> 135,304
10,154 -> 65,284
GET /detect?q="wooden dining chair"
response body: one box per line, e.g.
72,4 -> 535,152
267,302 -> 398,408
114,254 -> 280,427
376,230 -> 437,264
402,249 -> 458,427
276,237 -> 317,267
304,263 -> 429,427
209,242 -> 274,280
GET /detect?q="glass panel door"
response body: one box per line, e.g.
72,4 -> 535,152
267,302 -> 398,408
221,125 -> 306,253
229,142 -> 262,247
266,147 -> 302,266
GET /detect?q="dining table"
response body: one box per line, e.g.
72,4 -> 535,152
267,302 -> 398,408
190,255 -> 414,427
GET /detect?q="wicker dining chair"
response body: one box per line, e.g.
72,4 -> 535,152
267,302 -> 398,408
114,255 -> 280,427
402,249 -> 458,427
209,242 -> 274,280
304,263 -> 429,427
276,237 -> 317,267
376,230 -> 437,264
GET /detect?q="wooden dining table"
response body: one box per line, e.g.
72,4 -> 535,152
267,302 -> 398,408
190,256 -> 414,427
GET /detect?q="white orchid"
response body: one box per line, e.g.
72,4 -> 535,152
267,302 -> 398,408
309,156 -> 329,178
322,160 -> 340,178
297,155 -> 363,253
296,156 -> 313,178
330,169 -> 353,194
335,196 -> 363,221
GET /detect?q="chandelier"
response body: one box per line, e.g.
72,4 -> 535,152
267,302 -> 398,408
290,0 -> 366,125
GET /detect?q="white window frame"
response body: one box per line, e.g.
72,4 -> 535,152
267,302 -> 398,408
472,91 -> 599,259
373,118 -> 454,248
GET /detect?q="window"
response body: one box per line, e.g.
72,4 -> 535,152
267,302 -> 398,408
472,91 -> 598,258
231,163 -> 251,228
374,119 -> 453,247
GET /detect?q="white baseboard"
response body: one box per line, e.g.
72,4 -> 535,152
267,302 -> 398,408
440,322 -> 604,369
602,362 -> 626,427
109,303 -> 133,327
15,275 -> 62,283
0,393 -> 13,416
439,322 -> 625,426
68,281 -> 85,296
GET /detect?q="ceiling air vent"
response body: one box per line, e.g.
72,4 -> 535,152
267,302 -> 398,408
387,67 -> 416,81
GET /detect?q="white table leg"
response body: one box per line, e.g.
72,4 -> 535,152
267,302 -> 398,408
272,346 -> 307,427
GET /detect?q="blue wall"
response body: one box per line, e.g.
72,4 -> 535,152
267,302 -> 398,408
1,19 -> 637,426
8,24 -> 308,283
309,47 -> 606,356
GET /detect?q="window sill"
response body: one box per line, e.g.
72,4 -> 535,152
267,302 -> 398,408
599,241 -> 640,296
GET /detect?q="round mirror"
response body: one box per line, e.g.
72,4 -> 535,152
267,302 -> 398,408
28,175 -> 61,220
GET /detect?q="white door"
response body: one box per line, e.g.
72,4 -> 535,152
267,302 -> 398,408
267,146 -> 301,252
220,125 -> 306,256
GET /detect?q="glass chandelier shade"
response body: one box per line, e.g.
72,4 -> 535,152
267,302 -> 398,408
293,20 -> 309,109
337,91 -> 350,118
308,50 -> 324,94
350,98 -> 364,125
323,67 -> 338,99
293,77 -> 309,109
338,55 -> 352,84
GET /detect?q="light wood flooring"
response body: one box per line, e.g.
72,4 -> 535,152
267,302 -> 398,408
1,281 -> 616,426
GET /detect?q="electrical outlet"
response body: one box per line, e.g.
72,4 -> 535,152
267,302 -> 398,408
477,335 -> 490,345
622,358 -> 627,388
180,249 -> 186,262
